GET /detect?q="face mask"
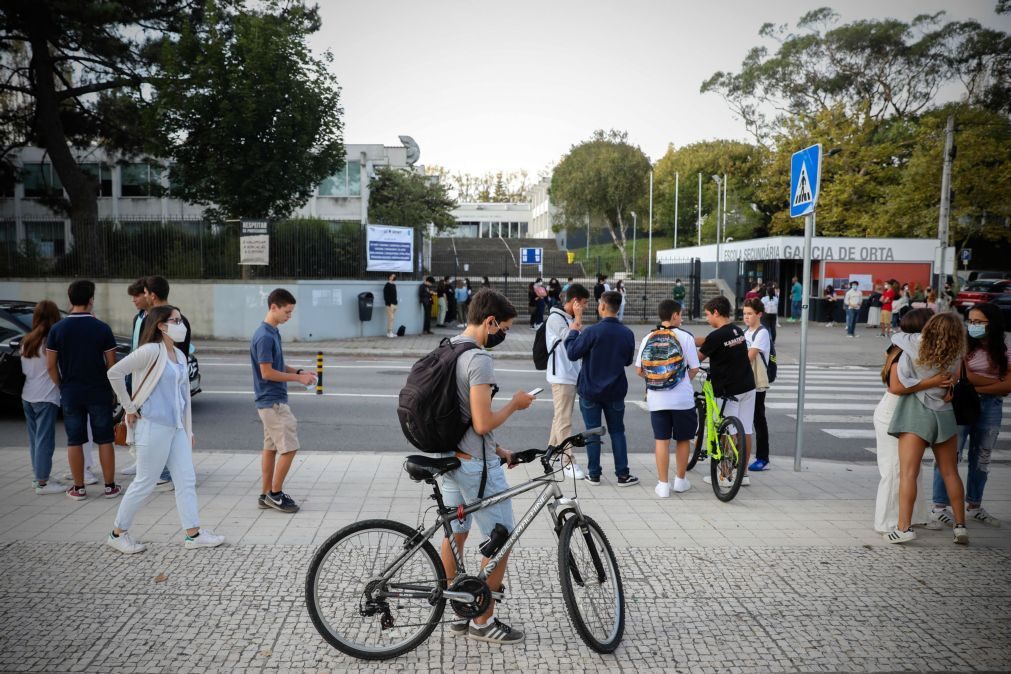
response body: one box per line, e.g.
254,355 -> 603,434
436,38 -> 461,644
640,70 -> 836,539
165,322 -> 188,343
967,324 -> 987,339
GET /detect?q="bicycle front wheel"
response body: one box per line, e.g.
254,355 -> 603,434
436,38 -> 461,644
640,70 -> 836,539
306,519 -> 446,660
710,415 -> 746,502
687,399 -> 706,471
558,515 -> 625,653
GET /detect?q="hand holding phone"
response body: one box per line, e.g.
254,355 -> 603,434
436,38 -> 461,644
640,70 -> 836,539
527,387 -> 543,396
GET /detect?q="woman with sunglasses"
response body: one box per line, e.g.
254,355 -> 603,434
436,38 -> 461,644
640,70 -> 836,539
105,305 -> 224,553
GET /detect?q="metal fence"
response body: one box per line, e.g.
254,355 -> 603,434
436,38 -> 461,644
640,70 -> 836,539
0,217 -> 425,280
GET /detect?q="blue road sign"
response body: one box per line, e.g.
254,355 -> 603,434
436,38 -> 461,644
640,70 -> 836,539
790,143 -> 822,218
961,248 -> 972,262
520,247 -> 542,264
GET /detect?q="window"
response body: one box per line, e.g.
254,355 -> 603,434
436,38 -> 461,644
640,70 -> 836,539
0,316 -> 22,343
318,160 -> 361,197
24,220 -> 65,257
121,163 -> 165,197
80,163 -> 113,197
21,164 -> 63,198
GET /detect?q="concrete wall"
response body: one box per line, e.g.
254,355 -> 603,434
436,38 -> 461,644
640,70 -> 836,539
0,279 -> 426,342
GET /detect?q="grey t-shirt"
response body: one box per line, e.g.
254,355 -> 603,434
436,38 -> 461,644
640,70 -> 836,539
892,332 -> 956,411
451,335 -> 497,462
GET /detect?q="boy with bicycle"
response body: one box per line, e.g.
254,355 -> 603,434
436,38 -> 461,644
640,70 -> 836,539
695,296 -> 756,487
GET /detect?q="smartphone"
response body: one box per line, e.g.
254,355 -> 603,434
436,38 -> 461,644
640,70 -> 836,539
527,387 -> 543,396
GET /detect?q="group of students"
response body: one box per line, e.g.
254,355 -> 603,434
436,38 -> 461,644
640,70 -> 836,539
873,301 -> 1008,544
20,277 -> 224,554
415,275 -> 481,335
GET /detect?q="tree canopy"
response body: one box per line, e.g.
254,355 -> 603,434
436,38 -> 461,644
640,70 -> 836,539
368,167 -> 456,234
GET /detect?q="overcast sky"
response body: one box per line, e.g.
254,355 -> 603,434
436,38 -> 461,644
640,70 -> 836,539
311,0 -> 1010,177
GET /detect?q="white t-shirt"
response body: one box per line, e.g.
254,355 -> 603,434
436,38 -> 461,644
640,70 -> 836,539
761,295 -> 779,315
20,353 -> 61,405
634,327 -> 700,411
745,325 -> 771,363
544,307 -> 580,385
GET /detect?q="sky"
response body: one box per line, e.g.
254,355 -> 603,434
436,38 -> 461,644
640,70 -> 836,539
310,0 -> 1010,177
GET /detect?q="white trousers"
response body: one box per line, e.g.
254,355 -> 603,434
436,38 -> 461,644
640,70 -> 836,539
873,392 -> 927,532
114,418 -> 199,532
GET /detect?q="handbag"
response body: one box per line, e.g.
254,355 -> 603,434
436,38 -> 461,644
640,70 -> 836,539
951,361 -> 981,426
751,352 -> 770,392
113,356 -> 158,446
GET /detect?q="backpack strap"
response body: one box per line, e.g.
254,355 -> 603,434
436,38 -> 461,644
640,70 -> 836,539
545,308 -> 571,376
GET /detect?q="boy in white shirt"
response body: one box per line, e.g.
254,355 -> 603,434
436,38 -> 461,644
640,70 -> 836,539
545,283 -> 591,479
635,300 -> 700,497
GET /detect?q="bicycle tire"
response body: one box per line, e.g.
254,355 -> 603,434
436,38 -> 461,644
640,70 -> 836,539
687,399 -> 706,471
710,415 -> 746,502
557,515 -> 625,653
306,519 -> 446,660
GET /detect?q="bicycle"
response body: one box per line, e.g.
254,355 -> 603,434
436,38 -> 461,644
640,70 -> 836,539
685,366 -> 747,501
305,427 -> 625,660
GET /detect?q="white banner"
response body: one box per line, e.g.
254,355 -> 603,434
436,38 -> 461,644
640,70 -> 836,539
239,220 -> 269,266
366,225 -> 413,273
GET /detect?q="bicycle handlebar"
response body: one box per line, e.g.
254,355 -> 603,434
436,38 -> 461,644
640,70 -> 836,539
500,427 -> 607,471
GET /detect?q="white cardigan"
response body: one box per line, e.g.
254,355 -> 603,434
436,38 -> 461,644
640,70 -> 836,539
108,342 -> 193,441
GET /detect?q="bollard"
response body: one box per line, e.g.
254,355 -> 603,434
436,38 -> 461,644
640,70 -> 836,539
316,351 -> 323,395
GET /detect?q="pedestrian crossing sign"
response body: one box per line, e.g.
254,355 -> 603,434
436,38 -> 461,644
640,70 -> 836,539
790,143 -> 822,218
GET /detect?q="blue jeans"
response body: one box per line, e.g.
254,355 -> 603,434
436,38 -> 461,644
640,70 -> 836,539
845,307 -> 859,335
23,400 -> 58,481
578,398 -> 628,478
791,299 -> 801,319
932,394 -> 1002,506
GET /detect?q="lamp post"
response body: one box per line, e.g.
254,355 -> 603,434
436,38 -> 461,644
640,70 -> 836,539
630,211 -> 637,278
710,175 -> 722,282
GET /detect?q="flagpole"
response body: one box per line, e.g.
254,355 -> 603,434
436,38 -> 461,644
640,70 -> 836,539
674,172 -> 679,249
696,172 -> 702,246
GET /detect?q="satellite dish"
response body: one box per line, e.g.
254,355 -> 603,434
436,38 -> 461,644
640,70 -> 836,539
398,135 -> 420,166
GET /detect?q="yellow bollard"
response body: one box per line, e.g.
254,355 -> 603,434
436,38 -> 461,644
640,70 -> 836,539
316,351 -> 323,395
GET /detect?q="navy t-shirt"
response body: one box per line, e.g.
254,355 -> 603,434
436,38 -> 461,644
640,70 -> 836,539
46,313 -> 117,405
250,322 -> 287,408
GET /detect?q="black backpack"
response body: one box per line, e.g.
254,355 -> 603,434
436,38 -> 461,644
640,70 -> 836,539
758,325 -> 778,383
398,338 -> 478,453
533,308 -> 568,371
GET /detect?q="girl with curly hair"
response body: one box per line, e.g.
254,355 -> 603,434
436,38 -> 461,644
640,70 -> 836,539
885,312 -> 967,544
930,303 -> 1009,528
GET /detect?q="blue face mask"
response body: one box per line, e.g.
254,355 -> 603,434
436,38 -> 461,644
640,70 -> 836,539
967,324 -> 987,339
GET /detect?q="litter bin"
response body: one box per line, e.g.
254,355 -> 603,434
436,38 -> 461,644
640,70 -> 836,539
357,291 -> 374,321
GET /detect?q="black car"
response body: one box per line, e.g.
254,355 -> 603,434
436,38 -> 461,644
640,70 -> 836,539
0,300 -> 201,403
990,292 -> 1011,325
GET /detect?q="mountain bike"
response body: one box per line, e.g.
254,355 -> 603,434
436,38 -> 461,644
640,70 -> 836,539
686,367 -> 747,501
305,428 -> 625,660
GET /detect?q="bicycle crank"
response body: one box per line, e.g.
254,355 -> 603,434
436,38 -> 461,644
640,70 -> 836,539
447,575 -> 492,619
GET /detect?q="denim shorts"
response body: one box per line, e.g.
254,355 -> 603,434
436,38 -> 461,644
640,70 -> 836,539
650,408 -> 699,441
440,456 -> 515,537
62,398 -> 115,446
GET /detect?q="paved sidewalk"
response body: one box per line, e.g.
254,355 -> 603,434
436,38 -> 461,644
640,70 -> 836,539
1,447 -> 1009,672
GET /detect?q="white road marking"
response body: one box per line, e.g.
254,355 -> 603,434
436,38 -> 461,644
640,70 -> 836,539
198,362 -> 538,374
824,428 -> 1011,441
786,414 -> 872,423
864,447 -> 877,454
767,402 -> 878,411
767,393 -> 883,401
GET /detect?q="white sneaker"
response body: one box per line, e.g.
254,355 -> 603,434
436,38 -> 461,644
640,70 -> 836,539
386,332 -> 395,338
673,477 -> 691,493
563,464 -> 586,480
106,532 -> 146,554
702,475 -> 734,488
184,529 -> 225,549
35,481 -> 65,495
968,507 -> 1001,527
63,470 -> 99,485
885,528 -> 916,544
120,463 -> 137,476
654,482 -> 671,498
953,525 -> 969,545
155,479 -> 174,492
741,475 -> 751,487
926,507 -> 954,530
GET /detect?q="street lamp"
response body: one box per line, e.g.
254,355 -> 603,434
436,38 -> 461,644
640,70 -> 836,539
710,175 -> 722,282
630,211 -> 637,278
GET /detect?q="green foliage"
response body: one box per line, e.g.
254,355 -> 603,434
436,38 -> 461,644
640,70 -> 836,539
550,130 -> 652,272
153,1 -> 345,221
368,167 -> 457,233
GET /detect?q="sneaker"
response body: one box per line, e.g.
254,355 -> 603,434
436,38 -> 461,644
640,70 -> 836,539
386,332 -> 395,338
449,619 -> 469,636
66,485 -> 87,501
103,484 -> 122,499
748,459 -> 769,471
584,475 -> 601,486
563,464 -> 586,480
106,532 -> 146,554
155,479 -> 174,492
673,477 -> 691,493
616,474 -> 639,487
953,525 -> 969,545
184,529 -> 226,549
926,507 -> 954,530
257,494 -> 269,509
35,481 -> 65,495
64,470 -> 99,485
741,475 -> 751,487
263,491 -> 300,513
654,482 -> 671,498
120,463 -> 137,476
703,474 -> 734,488
968,507 -> 1001,527
885,528 -> 916,544
468,618 -> 525,644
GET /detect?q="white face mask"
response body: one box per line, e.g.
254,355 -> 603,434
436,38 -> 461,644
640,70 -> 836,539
165,322 -> 188,343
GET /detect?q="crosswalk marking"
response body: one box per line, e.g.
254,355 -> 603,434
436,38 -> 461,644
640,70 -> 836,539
824,428 -> 1011,441
768,402 -> 878,410
767,393 -> 883,401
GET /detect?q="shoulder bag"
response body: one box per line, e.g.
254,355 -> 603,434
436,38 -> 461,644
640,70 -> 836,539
951,361 -> 981,426
113,355 -> 159,446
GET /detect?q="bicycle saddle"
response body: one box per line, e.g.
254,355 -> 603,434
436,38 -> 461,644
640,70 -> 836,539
403,455 -> 461,481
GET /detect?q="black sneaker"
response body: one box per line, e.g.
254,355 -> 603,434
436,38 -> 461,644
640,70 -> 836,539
616,474 -> 640,487
584,475 -> 601,486
263,491 -> 299,513
468,618 -> 524,644
257,494 -> 269,509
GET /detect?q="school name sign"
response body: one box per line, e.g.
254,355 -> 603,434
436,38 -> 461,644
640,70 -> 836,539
657,236 -> 955,267
722,243 -> 898,262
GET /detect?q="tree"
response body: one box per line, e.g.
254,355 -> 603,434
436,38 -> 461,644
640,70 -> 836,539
427,166 -> 531,202
550,130 -> 650,273
0,0 -> 212,271
152,2 -> 344,221
368,167 -> 456,233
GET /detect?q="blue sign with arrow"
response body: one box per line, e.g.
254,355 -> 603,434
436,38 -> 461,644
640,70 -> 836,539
790,143 -> 822,218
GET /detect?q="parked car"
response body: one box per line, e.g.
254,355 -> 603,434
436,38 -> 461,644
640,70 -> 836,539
967,270 -> 1011,282
951,280 -> 1011,316
990,292 -> 1011,325
0,300 -> 201,405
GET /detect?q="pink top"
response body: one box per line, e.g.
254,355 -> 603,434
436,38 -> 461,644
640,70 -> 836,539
966,342 -> 1010,379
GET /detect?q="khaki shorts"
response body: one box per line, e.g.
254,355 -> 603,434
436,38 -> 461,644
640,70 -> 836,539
258,403 -> 300,454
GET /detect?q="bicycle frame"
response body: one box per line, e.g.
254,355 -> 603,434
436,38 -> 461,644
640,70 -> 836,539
698,378 -> 740,463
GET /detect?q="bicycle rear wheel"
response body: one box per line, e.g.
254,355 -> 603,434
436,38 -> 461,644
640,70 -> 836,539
557,515 -> 625,653
710,415 -> 746,502
306,519 -> 446,660
687,399 -> 706,471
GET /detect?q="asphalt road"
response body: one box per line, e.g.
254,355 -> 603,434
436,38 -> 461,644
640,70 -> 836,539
1,338 -> 918,464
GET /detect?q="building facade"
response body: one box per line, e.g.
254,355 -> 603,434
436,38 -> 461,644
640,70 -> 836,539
446,202 -> 531,238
